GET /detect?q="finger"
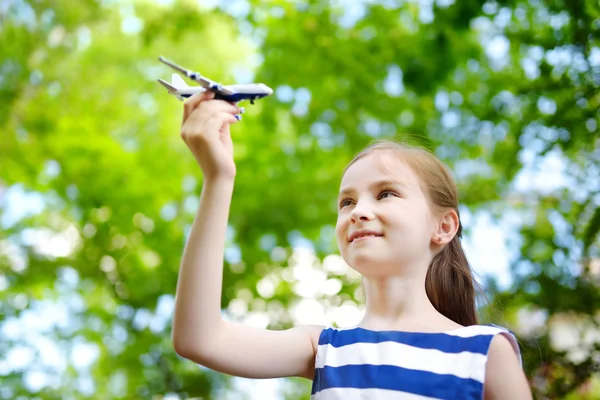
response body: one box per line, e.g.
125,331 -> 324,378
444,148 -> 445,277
209,112 -> 240,128
221,112 -> 241,124
186,102 -> 242,127
184,110 -> 240,136
201,112 -> 240,137
197,99 -> 242,116
182,91 -> 215,122
184,101 -> 241,130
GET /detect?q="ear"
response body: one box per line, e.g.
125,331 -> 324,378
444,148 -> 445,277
431,209 -> 459,245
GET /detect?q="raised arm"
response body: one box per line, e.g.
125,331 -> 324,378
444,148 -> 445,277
172,92 -> 322,379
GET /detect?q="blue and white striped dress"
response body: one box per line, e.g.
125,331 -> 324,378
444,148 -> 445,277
311,325 -> 521,399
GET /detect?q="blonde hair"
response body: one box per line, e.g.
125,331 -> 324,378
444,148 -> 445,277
345,140 -> 481,326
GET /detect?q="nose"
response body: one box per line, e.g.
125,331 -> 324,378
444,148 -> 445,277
349,200 -> 375,223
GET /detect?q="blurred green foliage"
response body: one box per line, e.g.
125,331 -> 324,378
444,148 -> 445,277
0,0 -> 599,399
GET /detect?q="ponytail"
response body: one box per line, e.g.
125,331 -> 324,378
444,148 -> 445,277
425,221 -> 479,326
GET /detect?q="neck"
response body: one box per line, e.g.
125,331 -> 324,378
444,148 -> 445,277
359,272 -> 460,332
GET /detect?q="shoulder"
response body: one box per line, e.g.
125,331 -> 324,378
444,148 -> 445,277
457,324 -> 522,369
483,327 -> 532,400
487,332 -> 520,364
451,325 -> 520,352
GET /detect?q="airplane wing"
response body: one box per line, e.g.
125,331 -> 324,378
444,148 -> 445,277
192,76 -> 234,96
158,56 -> 233,96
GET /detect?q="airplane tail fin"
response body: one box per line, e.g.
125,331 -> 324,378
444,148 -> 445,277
171,73 -> 188,89
157,73 -> 189,93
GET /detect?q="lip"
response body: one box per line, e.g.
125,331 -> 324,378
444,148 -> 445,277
348,230 -> 383,243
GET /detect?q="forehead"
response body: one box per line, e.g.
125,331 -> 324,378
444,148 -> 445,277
340,151 -> 422,191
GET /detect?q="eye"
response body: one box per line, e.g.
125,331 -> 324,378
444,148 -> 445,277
338,198 -> 353,209
378,189 -> 398,200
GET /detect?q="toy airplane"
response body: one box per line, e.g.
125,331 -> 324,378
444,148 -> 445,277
157,56 -> 273,105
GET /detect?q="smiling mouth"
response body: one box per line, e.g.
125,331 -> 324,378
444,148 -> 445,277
350,234 -> 383,243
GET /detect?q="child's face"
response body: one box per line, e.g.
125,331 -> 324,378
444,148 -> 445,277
335,151 -> 438,277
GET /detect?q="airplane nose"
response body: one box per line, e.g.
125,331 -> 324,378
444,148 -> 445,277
260,84 -> 274,96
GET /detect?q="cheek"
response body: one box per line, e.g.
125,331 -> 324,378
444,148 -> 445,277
335,214 -> 347,242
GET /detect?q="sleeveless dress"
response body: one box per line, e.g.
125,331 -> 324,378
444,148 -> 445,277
311,324 -> 521,400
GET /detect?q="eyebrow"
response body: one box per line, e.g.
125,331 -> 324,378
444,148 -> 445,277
338,180 -> 407,199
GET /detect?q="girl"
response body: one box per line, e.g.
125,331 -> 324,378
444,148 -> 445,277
172,92 -> 532,399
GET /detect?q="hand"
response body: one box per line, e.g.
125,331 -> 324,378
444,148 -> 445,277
180,91 -> 242,181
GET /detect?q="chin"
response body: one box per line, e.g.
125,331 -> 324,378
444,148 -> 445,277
347,254 -> 394,276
